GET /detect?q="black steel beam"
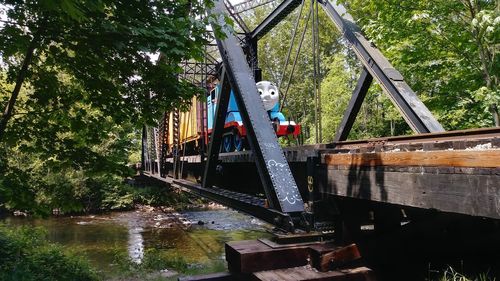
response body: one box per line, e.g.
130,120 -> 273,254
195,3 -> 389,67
250,0 -> 302,41
334,68 -> 373,141
320,1 -> 444,134
211,0 -> 304,214
174,179 -> 295,232
202,70 -> 232,188
243,36 -> 260,77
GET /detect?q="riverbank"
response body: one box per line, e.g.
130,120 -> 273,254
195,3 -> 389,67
2,181 -> 497,281
0,179 -> 210,218
1,204 -> 272,281
3,206 -> 498,281
0,178 -> 274,281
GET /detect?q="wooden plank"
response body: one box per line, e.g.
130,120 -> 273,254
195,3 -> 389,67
323,150 -> 500,168
179,272 -> 236,281
311,244 -> 362,272
252,266 -> 375,281
226,240 -> 310,274
317,168 -> 500,219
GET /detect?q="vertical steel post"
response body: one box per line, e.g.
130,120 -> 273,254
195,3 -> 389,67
202,70 -> 232,189
334,68 -> 373,141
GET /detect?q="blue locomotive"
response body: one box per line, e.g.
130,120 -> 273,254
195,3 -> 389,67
206,81 -> 300,152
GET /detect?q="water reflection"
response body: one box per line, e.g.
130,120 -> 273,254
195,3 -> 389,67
1,208 -> 271,275
128,225 -> 144,263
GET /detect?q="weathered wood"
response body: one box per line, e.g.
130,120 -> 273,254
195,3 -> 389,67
252,266 -> 375,281
225,240 -> 310,274
310,244 -> 361,272
323,150 -> 500,168
267,232 -> 333,244
178,272 -> 236,281
318,167 -> 500,219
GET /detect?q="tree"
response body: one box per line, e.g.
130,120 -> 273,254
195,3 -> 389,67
249,0 -> 498,145
0,0 -> 212,141
251,1 -> 405,142
250,1 -> 346,143
0,0 -> 216,214
339,0 -> 499,129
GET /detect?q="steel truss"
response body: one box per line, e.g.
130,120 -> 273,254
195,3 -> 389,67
233,0 -> 277,14
142,0 -> 445,232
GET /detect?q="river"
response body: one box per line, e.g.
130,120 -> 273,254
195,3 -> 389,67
1,206 -> 272,279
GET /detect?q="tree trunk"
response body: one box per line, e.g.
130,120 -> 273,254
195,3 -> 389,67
492,104 -> 500,127
390,119 -> 395,136
0,35 -> 38,141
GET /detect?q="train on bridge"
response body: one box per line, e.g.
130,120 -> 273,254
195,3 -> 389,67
141,0 -> 500,279
159,78 -> 300,157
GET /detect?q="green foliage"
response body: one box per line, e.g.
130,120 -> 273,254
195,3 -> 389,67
0,225 -> 98,281
0,111 -> 137,214
0,0 -> 217,215
91,178 -> 135,211
0,0 -> 214,127
248,0 -> 498,144
339,0 -> 499,129
132,185 -> 191,209
108,246 -> 189,279
142,249 -> 189,272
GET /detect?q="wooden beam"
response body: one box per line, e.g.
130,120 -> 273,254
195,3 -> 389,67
179,272 -> 235,281
317,167 -> 500,219
252,266 -> 375,281
225,240 -> 310,274
310,244 -> 361,272
324,150 -> 500,168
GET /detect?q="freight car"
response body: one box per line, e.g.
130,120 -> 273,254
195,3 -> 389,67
161,80 -> 300,156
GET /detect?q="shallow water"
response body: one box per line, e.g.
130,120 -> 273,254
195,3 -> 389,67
2,208 -> 272,276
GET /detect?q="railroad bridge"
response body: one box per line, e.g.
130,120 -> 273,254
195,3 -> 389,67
141,1 -> 500,280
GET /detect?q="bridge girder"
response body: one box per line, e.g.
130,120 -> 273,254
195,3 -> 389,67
145,0 -> 447,232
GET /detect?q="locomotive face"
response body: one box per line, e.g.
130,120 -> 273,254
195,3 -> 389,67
256,81 -> 279,111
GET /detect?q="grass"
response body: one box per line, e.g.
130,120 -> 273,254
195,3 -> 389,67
0,225 -> 99,281
0,224 -> 227,281
439,267 -> 496,281
105,246 -> 226,281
